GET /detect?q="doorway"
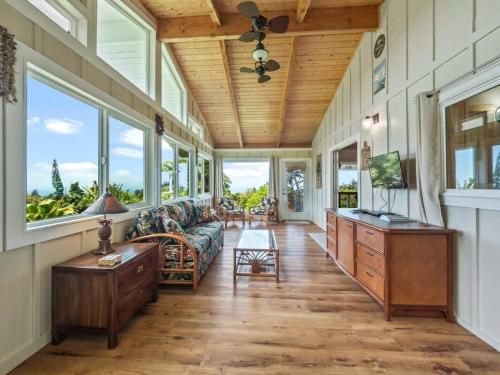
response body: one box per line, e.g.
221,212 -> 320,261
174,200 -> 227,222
332,142 -> 358,208
280,159 -> 311,221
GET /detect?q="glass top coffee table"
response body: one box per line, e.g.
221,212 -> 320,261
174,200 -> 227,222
233,229 -> 279,284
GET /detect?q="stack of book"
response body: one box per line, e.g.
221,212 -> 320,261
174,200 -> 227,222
98,253 -> 122,266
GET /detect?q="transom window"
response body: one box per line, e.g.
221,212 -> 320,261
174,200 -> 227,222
445,83 -> 500,190
162,49 -> 186,123
188,116 -> 204,140
96,0 -> 152,93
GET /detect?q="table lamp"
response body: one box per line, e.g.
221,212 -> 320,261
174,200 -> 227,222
83,188 -> 129,255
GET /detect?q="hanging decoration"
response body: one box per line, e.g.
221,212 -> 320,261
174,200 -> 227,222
0,25 -> 17,103
155,113 -> 164,136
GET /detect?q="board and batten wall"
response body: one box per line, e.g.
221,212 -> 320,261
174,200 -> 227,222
311,0 -> 500,351
0,1 -> 214,374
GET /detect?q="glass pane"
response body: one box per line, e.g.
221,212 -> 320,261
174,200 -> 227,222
97,0 -> 148,92
161,139 -> 175,201
162,58 -> 183,122
222,161 -> 269,210
446,84 -> 500,189
204,159 -> 210,194
337,143 -> 358,208
26,75 -> 99,223
197,157 -> 203,196
178,147 -> 190,197
28,0 -> 73,33
286,162 -> 305,213
108,117 -> 145,204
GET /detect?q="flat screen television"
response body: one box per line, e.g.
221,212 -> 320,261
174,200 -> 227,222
367,151 -> 406,189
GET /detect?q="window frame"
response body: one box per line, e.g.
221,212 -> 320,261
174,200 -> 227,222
197,153 -> 213,198
96,0 -> 155,96
161,46 -> 187,125
188,115 -> 204,140
439,62 -> 500,210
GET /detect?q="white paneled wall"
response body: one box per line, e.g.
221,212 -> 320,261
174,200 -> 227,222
311,0 -> 500,351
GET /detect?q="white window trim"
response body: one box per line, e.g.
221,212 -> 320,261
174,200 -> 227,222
439,62 -> 500,211
161,45 -> 187,125
4,44 -> 155,251
188,115 -> 204,140
197,152 -> 213,199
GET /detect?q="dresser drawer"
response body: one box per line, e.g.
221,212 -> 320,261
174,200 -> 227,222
356,243 -> 385,276
356,223 -> 385,254
118,252 -> 156,296
356,261 -> 384,301
327,212 -> 337,228
327,236 -> 337,257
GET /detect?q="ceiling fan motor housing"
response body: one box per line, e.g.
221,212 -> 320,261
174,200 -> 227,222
252,15 -> 268,31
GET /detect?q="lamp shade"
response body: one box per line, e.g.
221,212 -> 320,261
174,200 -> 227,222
83,190 -> 129,216
253,43 -> 269,62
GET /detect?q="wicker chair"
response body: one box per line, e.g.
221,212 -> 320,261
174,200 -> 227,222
216,197 -> 246,228
248,197 -> 279,226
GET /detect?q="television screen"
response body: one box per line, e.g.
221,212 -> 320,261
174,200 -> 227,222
367,151 -> 406,188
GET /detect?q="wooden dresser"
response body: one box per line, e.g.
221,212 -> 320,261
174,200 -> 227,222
325,208 -> 454,321
52,243 -> 158,349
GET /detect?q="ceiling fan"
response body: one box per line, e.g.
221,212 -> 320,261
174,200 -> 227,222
237,1 -> 289,43
240,59 -> 280,83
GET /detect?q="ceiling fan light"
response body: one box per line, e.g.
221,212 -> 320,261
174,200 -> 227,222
252,45 -> 269,62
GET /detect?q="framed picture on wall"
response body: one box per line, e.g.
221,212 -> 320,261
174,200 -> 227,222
373,59 -> 386,95
316,154 -> 322,189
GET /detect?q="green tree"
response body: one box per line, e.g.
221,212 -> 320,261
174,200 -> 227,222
494,152 -> 500,189
223,173 -> 232,196
51,159 -> 64,198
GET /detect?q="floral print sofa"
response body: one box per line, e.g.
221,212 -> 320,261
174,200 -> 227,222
125,199 -> 223,289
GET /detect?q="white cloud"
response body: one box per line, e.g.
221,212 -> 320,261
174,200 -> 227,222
33,161 -> 98,178
120,128 -> 143,148
27,117 -> 40,127
116,169 -> 131,177
45,118 -> 84,135
112,147 -> 143,159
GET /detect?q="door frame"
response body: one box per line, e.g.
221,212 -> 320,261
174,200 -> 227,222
328,134 -> 361,209
279,158 -> 312,221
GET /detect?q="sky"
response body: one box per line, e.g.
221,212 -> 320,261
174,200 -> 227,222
223,162 -> 269,193
27,76 -> 144,195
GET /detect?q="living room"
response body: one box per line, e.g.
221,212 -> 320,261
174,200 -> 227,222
1,0 -> 500,374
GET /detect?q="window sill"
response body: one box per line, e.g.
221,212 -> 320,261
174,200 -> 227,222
441,190 -> 500,211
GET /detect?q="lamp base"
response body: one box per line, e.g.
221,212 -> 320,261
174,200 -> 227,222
93,240 -> 114,255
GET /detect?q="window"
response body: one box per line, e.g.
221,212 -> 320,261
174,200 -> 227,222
26,73 -> 99,223
108,116 -> 145,204
96,0 -> 151,93
177,147 -> 190,197
197,156 -> 212,196
26,68 -> 150,225
161,139 -> 175,202
188,116 -> 204,139
162,50 -> 185,123
445,83 -> 500,190
27,0 -> 87,45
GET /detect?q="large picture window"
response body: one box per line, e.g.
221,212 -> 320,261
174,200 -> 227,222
445,84 -> 500,190
108,116 -> 145,204
26,74 -> 100,223
96,0 -> 151,93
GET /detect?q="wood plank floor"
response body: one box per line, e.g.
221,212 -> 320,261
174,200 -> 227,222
11,223 -> 500,374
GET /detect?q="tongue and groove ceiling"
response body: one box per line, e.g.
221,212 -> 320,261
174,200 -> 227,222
140,0 -> 382,148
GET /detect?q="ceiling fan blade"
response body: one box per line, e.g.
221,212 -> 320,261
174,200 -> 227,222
268,15 -> 289,33
258,75 -> 271,83
264,59 -> 280,72
238,31 -> 259,42
240,67 -> 255,73
237,1 -> 260,19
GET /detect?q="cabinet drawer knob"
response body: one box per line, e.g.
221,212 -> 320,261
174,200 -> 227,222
138,289 -> 144,296
366,251 -> 374,257
365,230 -> 374,236
366,271 -> 374,278
137,265 -> 144,273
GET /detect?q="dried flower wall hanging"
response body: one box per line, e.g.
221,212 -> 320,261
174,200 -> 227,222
0,25 -> 17,103
155,113 -> 165,136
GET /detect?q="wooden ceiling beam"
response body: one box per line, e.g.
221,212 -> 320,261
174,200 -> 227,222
296,0 -> 311,23
219,40 -> 244,148
276,37 -> 296,147
158,6 -> 379,42
205,0 -> 222,26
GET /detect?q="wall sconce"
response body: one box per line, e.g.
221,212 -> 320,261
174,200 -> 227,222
362,113 -> 379,129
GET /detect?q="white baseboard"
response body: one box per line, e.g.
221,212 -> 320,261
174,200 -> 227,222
456,317 -> 500,352
0,333 -> 50,375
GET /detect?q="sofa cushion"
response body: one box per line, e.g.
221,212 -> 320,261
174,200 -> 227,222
184,231 -> 211,254
125,207 -> 164,240
186,221 -> 224,243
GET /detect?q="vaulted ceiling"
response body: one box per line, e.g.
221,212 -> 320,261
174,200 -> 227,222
140,0 -> 382,148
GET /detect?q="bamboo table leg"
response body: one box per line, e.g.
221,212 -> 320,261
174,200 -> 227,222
233,248 -> 236,285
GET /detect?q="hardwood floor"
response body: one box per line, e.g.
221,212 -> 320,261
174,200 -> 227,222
11,223 -> 500,374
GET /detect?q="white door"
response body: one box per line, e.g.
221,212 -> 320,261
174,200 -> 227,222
280,159 -> 310,221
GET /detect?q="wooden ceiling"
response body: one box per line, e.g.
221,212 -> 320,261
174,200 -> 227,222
140,0 -> 382,148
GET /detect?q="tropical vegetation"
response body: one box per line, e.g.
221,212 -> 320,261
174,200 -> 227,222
223,173 -> 268,211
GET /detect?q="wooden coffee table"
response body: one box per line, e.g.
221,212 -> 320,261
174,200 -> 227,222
233,229 -> 279,284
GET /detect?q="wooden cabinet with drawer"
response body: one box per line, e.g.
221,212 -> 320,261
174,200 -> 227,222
325,208 -> 454,322
52,243 -> 158,349
326,211 -> 337,258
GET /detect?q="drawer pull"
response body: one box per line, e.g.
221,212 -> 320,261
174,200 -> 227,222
137,265 -> 144,273
365,230 -> 374,236
366,251 -> 374,257
366,271 -> 374,278
138,289 -> 144,296
346,223 -> 353,228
